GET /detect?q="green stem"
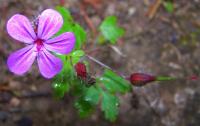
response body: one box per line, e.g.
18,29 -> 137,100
156,76 -> 176,81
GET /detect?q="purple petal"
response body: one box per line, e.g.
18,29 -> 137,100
37,49 -> 62,78
7,14 -> 36,44
37,9 -> 63,40
44,32 -> 75,54
7,45 -> 36,75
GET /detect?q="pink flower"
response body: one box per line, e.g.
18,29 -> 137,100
6,9 -> 75,78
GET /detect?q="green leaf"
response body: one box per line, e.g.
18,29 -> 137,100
71,79 -> 87,96
52,82 -> 69,99
85,86 -> 100,105
56,6 -> 87,49
101,91 -> 119,121
52,55 -> 74,99
52,69 -> 72,99
163,1 -> 174,13
100,69 -> 131,93
100,16 -> 125,44
75,96 -> 94,118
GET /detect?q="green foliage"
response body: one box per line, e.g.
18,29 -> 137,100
52,50 -> 85,99
73,82 -> 97,118
52,55 -> 73,99
100,16 -> 125,44
56,6 -> 86,49
53,64 -> 131,121
52,5 -> 87,111
70,69 -> 131,121
100,69 -> 132,93
101,91 -> 119,121
75,96 -> 95,118
53,7 -> 131,122
52,82 -> 69,99
97,70 -> 131,121
163,1 -> 174,13
85,86 -> 100,105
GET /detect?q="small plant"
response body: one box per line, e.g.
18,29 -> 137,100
6,6 -> 197,122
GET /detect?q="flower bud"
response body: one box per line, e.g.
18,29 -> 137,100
74,62 -> 87,79
129,73 -> 156,86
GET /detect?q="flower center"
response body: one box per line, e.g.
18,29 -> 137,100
35,39 -> 43,51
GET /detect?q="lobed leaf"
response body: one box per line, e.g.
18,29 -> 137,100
100,16 -> 125,44
75,96 -> 94,118
100,69 -> 131,93
85,86 -> 100,105
101,91 -> 119,121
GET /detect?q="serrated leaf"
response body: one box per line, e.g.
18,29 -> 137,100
100,16 -> 125,44
101,92 -> 119,121
100,69 -> 131,93
163,1 -> 174,13
75,96 -> 94,118
85,86 -> 100,105
100,77 -> 122,93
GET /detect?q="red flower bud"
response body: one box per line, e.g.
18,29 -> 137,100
74,62 -> 87,79
129,73 -> 156,86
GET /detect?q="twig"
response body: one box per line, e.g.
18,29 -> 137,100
59,0 -> 65,6
86,55 -> 127,79
83,0 -> 102,10
0,86 -> 11,92
79,3 -> 97,37
146,0 -> 162,19
109,45 -> 126,57
86,55 -> 112,70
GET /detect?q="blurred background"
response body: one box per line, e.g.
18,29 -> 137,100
0,0 -> 200,126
